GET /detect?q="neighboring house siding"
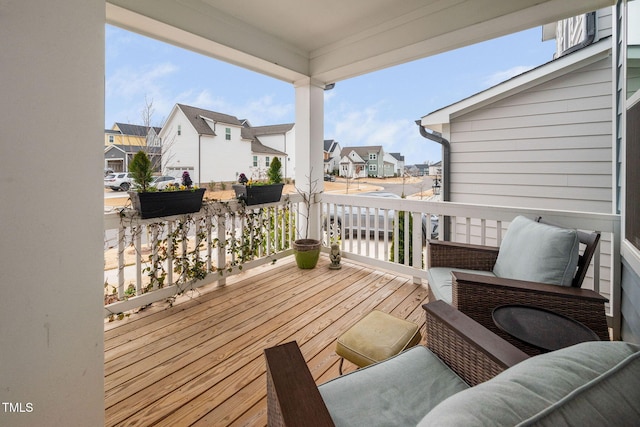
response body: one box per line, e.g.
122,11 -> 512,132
621,259 -> 640,344
440,54 -> 614,300
448,56 -> 613,213
595,8 -> 613,41
258,130 -> 295,179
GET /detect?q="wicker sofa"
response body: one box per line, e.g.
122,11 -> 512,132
426,216 -> 609,354
264,301 -> 640,426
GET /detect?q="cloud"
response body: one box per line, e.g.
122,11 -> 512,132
483,65 -> 534,87
106,62 -> 178,99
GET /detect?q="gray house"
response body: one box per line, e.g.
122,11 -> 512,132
419,8 -> 616,317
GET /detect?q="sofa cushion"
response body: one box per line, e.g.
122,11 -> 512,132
493,216 -> 580,286
319,346 -> 469,427
427,267 -> 496,303
417,341 -> 640,427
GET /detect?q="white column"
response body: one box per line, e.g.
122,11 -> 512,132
0,1 -> 105,425
294,79 -> 325,240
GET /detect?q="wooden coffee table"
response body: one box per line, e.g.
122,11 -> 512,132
492,304 -> 599,352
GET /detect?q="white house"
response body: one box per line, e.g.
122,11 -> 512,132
242,123 -> 294,179
159,104 -> 251,184
323,139 -> 342,174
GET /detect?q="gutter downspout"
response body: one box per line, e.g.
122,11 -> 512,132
416,120 -> 451,240
415,121 -> 450,202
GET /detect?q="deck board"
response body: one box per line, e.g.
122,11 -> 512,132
104,255 -> 429,426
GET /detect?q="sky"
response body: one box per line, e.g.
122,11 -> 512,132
105,24 -> 556,165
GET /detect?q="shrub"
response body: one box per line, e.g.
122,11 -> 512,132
267,157 -> 283,184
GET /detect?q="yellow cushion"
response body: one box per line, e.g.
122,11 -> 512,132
336,310 -> 421,368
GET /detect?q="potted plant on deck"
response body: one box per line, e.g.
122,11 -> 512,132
232,157 -> 285,205
292,171 -> 322,269
128,151 -> 205,219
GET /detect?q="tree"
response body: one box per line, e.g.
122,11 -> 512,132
129,150 -> 154,192
267,157 -> 283,184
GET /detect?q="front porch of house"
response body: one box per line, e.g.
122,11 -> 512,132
104,193 -> 620,425
104,255 -> 428,426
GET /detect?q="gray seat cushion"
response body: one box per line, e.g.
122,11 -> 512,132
418,341 -> 640,426
493,216 -> 580,286
319,346 -> 469,427
427,267 -> 496,303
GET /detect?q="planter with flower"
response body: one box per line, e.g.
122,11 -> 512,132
232,158 -> 285,206
128,151 -> 205,219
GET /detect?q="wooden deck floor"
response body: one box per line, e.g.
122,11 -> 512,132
104,255 -> 430,426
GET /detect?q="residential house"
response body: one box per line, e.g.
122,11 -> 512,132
419,8 -> 616,306
428,161 -> 442,177
243,123 -> 294,179
104,144 -> 161,173
323,139 -> 342,174
411,163 -> 431,176
389,152 -> 405,176
159,104 -> 254,184
404,164 -> 420,176
104,123 -> 162,172
159,104 -> 290,184
339,145 -> 395,178
6,1 -> 635,425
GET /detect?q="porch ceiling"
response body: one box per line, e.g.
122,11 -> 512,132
106,0 -> 614,85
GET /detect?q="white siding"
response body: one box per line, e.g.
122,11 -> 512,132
448,56 -> 613,213
161,110 -> 252,184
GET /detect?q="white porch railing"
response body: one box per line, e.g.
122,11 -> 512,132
104,193 -> 621,338
104,197 -> 296,318
319,194 -> 621,338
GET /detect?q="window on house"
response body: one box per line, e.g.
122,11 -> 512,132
369,153 -> 377,160
369,164 -> 377,171
253,156 -> 258,167
108,135 -> 114,143
177,125 -> 181,136
225,128 -> 231,140
265,157 -> 270,167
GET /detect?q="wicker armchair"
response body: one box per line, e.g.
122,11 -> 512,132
427,218 -> 608,355
264,301 -> 528,427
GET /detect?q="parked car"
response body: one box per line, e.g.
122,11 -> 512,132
104,172 -> 133,191
324,174 -> 336,182
151,175 -> 179,190
324,192 -> 439,241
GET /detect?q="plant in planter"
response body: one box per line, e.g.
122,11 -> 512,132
232,158 -> 285,205
127,151 -> 205,219
292,170 -> 322,269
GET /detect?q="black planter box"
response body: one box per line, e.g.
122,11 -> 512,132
129,188 -> 206,219
232,183 -> 284,205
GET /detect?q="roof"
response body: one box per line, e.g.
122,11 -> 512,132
113,123 -> 157,137
389,152 -> 404,161
251,140 -> 287,156
177,104 -> 244,136
105,144 -> 161,154
241,123 -> 294,140
339,146 -> 383,158
107,1 -> 613,84
324,139 -> 340,153
420,38 -> 612,132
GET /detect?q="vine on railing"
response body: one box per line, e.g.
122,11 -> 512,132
105,198 -> 293,320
